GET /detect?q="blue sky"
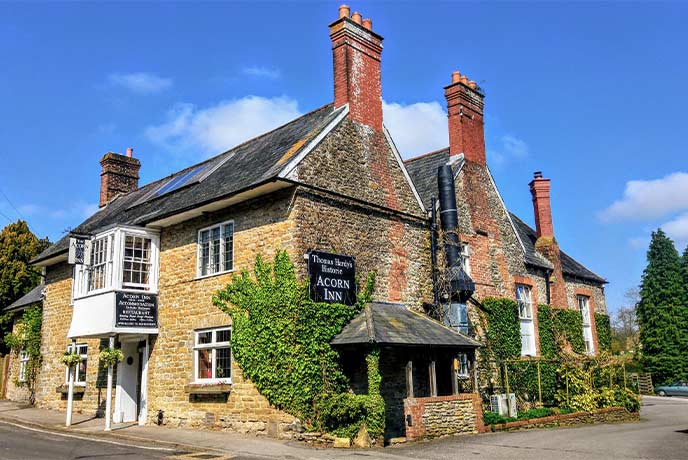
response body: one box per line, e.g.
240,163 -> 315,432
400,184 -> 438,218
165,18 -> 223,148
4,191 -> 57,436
1,1 -> 687,315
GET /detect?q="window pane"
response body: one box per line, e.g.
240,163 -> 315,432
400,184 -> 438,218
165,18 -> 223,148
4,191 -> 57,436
216,329 -> 230,343
224,224 -> 234,271
197,349 -> 212,379
216,347 -> 231,379
197,331 -> 212,345
78,358 -> 87,383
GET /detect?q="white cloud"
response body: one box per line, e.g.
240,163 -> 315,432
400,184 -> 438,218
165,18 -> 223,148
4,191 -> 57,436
501,134 -> 529,158
242,66 -> 281,79
487,134 -> 529,167
108,72 -> 173,94
661,212 -> 688,244
600,172 -> 688,222
145,95 -> 302,155
382,101 -> 448,158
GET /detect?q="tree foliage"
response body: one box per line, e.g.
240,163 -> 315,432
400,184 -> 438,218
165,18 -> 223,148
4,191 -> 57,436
0,220 -> 49,308
636,229 -> 688,384
213,250 -> 379,433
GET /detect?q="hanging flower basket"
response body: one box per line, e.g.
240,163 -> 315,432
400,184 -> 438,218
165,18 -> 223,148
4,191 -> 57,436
99,347 -> 124,367
61,352 -> 81,367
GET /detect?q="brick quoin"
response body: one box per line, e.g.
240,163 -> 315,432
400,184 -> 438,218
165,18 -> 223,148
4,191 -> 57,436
330,6 -> 383,131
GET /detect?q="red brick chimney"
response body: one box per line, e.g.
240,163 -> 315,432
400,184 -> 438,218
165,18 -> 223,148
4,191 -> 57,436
445,71 -> 486,164
99,147 -> 140,207
330,5 -> 383,131
529,171 -> 554,238
529,171 -> 567,308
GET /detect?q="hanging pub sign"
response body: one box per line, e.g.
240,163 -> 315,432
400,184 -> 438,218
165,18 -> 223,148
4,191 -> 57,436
68,236 -> 92,265
115,292 -> 158,328
307,250 -> 356,306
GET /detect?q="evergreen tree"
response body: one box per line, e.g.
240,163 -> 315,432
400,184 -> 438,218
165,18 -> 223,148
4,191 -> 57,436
681,245 -> 688,288
636,230 -> 688,384
0,220 -> 49,308
0,220 -> 49,353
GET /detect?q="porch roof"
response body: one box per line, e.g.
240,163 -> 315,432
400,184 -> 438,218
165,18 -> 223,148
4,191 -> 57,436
332,302 -> 481,348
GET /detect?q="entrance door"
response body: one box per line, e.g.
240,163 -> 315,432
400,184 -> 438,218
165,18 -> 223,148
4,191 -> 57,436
116,341 -> 141,423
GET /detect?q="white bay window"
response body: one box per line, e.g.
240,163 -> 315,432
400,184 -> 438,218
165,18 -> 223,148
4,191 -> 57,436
72,227 -> 159,300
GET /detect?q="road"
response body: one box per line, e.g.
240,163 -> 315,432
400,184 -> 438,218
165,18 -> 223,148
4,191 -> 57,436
0,397 -> 685,459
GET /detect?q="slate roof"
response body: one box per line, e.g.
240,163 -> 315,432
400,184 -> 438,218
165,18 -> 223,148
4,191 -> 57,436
404,149 -> 606,285
331,301 -> 481,347
4,283 -> 45,312
34,104 -> 345,264
404,148 -> 452,210
510,213 -> 606,284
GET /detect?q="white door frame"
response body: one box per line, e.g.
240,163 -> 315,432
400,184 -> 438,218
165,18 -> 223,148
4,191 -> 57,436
114,335 -> 149,424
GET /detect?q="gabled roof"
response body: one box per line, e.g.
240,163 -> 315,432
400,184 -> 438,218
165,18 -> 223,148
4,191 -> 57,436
510,213 -> 606,284
331,301 -> 481,347
404,149 -> 606,285
4,283 -> 44,312
34,104 -> 346,264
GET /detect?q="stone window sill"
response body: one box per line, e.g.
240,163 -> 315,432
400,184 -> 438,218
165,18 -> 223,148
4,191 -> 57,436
56,385 -> 86,394
184,383 -> 232,394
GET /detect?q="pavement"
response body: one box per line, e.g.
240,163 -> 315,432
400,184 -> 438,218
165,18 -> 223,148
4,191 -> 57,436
0,396 -> 686,459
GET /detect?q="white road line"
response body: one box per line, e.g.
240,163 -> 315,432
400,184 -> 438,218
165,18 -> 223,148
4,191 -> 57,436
0,419 -> 177,451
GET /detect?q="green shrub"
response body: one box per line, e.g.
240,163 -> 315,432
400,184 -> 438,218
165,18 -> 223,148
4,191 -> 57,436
315,392 -> 385,439
594,313 -> 612,352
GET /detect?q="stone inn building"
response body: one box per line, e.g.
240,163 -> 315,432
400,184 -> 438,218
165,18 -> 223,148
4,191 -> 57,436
4,5 -> 606,441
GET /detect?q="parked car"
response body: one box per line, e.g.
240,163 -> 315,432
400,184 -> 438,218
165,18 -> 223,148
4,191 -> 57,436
655,382 -> 688,396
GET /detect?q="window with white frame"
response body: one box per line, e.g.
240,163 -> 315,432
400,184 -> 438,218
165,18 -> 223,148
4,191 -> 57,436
64,343 -> 88,385
122,235 -> 153,289
18,350 -> 29,382
456,352 -> 469,378
88,235 -> 112,291
197,221 -> 234,277
578,295 -> 595,355
516,284 -> 536,356
72,229 -> 159,299
194,327 -> 231,383
460,243 -> 471,275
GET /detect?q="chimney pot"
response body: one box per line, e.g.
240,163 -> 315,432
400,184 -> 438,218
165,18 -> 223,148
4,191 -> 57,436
351,11 -> 362,24
460,75 -> 469,85
338,4 -> 350,18
126,147 -> 134,158
452,71 -> 461,84
362,18 -> 372,30
468,80 -> 476,89
534,171 -> 543,179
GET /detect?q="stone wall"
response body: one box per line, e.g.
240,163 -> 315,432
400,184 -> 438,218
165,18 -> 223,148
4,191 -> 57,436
485,406 -> 638,432
146,187 -> 299,433
403,393 -> 483,440
34,262 -> 107,415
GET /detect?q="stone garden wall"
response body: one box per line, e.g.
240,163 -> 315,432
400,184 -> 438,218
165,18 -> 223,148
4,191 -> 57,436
403,393 -> 484,440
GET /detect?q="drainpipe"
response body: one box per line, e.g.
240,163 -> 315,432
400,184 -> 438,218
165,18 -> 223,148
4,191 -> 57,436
430,197 -> 440,307
105,335 -> 115,431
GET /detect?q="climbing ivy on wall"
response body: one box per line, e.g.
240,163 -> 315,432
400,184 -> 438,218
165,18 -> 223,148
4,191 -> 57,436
213,251 -> 377,432
3,305 -> 42,403
594,313 -> 612,352
482,297 -> 521,361
551,308 -> 586,354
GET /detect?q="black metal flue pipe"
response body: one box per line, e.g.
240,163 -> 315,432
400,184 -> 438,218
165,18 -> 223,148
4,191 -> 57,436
437,164 -> 475,302
438,165 -> 461,268
430,196 -> 440,306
